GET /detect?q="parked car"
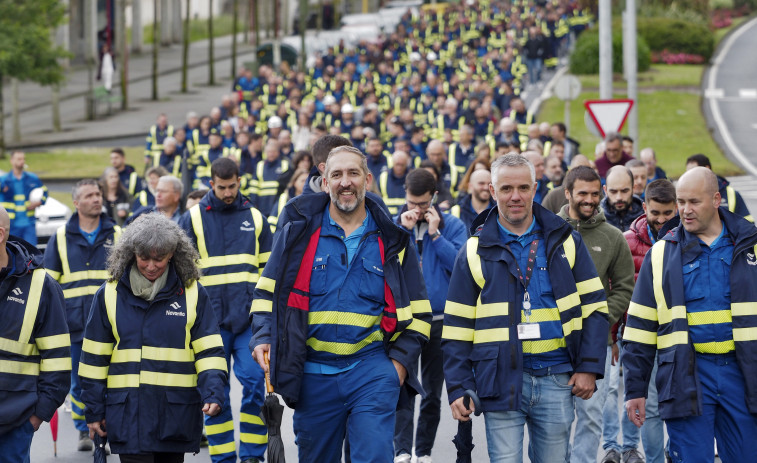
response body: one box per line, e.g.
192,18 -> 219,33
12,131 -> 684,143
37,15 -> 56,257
31,187 -> 72,250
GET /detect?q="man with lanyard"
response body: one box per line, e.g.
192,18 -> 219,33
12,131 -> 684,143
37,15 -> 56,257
251,146 -> 431,462
44,179 -> 120,452
443,154 -> 609,462
180,158 -> 272,463
624,167 -> 757,462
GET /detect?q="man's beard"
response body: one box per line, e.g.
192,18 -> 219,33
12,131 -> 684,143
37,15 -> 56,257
330,186 -> 365,213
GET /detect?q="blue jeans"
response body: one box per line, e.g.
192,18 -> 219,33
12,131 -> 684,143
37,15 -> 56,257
293,353 -> 400,463
526,58 -> 543,84
640,359 -> 665,463
603,343 -> 640,452
69,341 -> 89,432
569,346 -> 611,462
394,320 -> 444,458
0,420 -> 34,463
204,328 -> 267,463
485,371 -> 574,463
666,354 -> 757,463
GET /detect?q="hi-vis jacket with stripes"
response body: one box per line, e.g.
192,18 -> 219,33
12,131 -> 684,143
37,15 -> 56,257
623,209 -> 757,419
250,193 -> 432,408
0,239 -> 70,435
44,213 -> 120,343
179,191 -> 273,334
79,265 -> 228,454
442,205 -> 609,412
0,171 -> 47,223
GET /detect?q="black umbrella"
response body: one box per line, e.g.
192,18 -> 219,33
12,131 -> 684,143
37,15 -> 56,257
93,433 -> 108,463
262,354 -> 286,463
452,389 -> 482,463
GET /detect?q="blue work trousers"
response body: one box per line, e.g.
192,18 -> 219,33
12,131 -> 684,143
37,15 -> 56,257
293,353 -> 401,463
394,320 -> 444,458
70,341 -> 88,432
13,225 -> 36,246
204,328 -> 267,463
0,421 -> 34,463
666,353 -> 757,463
485,371 -> 575,463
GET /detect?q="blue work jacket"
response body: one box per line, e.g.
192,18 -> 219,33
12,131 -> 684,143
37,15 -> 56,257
623,208 -> 757,419
43,213 -> 120,343
0,171 -> 47,225
0,239 -> 70,435
442,204 -> 609,412
79,266 -> 228,455
250,193 -> 431,408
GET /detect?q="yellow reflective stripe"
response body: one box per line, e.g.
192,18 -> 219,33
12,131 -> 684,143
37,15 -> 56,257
563,234 -> 576,269
199,272 -> 259,287
251,299 -> 272,313
19,269 -> 46,345
396,305 -> 413,323
0,360 -> 40,376
112,349 -> 140,363
46,269 -> 61,280
521,307 -> 560,323
56,226 -> 70,275
445,301 -> 477,319
694,340 -> 735,354
62,286 -> 102,298
240,433 -> 268,444
0,337 -> 37,356
195,357 -> 228,373
687,310 -> 732,326
562,316 -> 582,337
190,206 -> 208,260
114,226 -> 122,242
240,412 -> 265,425
306,330 -> 383,355
623,327 -> 657,345
256,276 -> 275,293
474,328 -> 510,343
556,291 -> 580,313
71,411 -> 85,420
259,252 -> 271,264
105,281 -> 119,345
410,299 -> 432,314
36,334 -> 70,350
13,194 -> 25,201
59,270 -> 110,284
83,339 -> 113,356
71,397 -> 85,409
205,421 -> 234,434
142,346 -> 194,362
582,301 -> 608,317
727,186 -> 736,213
208,442 -> 237,455
185,282 -> 198,351
651,242 -> 669,315
78,363 -> 109,380
733,327 -> 757,342
192,334 -> 224,353
107,374 -> 139,388
659,306 -> 686,326
522,338 -> 566,354
732,302 -> 757,317
576,277 -> 603,295
442,325 -> 474,341
406,318 -> 431,337
657,331 -> 688,349
308,311 -> 380,328
198,254 -> 257,269
628,302 -> 658,322
139,371 -> 197,387
40,357 -> 72,372
466,237 -> 485,288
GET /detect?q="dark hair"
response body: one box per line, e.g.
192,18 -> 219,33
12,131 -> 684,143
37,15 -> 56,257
187,189 -> 208,200
686,153 -> 711,168
404,168 -> 437,196
551,140 -> 564,148
312,134 -> 352,165
250,133 -> 263,141
210,157 -> 239,180
564,165 -> 601,193
645,179 -> 676,205
418,160 -> 440,179
495,141 -> 510,150
622,135 -> 634,143
72,179 -> 101,201
551,122 -> 566,134
110,148 -> 126,157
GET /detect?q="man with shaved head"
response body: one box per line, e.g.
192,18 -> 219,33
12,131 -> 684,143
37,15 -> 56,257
624,167 -> 757,462
0,205 -> 70,459
523,151 -> 552,204
450,168 -> 495,231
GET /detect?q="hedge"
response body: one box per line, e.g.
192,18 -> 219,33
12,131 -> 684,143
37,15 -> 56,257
637,17 -> 714,60
569,30 -> 651,74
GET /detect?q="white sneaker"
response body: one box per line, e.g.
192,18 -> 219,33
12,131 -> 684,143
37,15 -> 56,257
417,456 -> 433,463
393,454 -> 411,463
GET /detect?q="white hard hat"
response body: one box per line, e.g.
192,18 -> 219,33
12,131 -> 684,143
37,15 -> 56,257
268,116 -> 283,128
341,104 -> 354,113
323,95 -> 337,105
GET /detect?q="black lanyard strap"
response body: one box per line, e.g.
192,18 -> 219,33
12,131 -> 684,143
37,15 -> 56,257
506,239 -> 539,291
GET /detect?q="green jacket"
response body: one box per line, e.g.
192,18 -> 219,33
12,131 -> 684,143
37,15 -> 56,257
559,205 -> 635,344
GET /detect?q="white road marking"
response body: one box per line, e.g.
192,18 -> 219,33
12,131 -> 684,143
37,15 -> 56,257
739,89 -> 757,98
705,88 -> 724,98
706,16 -> 757,177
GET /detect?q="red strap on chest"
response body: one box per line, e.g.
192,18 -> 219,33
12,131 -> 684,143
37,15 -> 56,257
378,237 -> 398,333
286,227 -> 322,311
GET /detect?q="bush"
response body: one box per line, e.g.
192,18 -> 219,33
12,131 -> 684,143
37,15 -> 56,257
637,17 -> 714,60
569,30 -> 651,74
636,4 -> 709,27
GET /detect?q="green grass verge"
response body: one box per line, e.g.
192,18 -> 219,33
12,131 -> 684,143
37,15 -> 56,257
576,64 -> 704,89
538,91 -> 743,178
128,15 -> 247,45
0,147 -> 145,181
49,191 -> 74,211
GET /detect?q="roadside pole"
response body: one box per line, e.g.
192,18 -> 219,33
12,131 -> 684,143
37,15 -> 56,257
623,0 -> 638,154
599,0 -> 612,100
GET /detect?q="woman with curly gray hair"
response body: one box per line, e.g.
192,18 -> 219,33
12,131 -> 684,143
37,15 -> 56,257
79,213 -> 228,463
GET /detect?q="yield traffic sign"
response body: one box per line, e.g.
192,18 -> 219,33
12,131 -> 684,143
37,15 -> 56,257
584,99 -> 634,138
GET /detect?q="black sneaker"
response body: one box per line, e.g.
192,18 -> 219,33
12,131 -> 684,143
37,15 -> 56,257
601,449 -> 621,463
200,430 -> 209,448
77,431 -> 93,451
241,459 -> 260,463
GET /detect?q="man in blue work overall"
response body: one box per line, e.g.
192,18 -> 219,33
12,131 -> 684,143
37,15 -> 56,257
624,167 -> 757,462
251,146 -> 431,463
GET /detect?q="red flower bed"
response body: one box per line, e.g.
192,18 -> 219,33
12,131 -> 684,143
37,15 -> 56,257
651,50 -> 706,64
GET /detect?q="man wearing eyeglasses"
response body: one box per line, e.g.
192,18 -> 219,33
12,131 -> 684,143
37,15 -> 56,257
393,169 -> 468,463
595,132 -> 634,179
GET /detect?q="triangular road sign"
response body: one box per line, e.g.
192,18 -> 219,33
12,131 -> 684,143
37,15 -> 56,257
584,99 -> 634,138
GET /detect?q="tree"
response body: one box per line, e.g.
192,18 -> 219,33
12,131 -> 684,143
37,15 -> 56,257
231,0 -> 239,79
181,0 -> 190,92
0,1 -> 67,156
152,0 -> 160,100
208,0 -> 216,85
